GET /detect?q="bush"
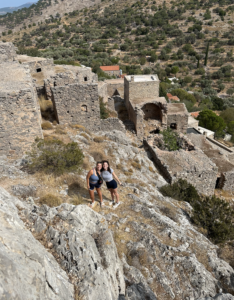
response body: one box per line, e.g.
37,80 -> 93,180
160,179 -> 200,205
27,138 -> 84,175
39,194 -> 62,207
99,97 -> 109,119
93,136 -> 105,143
160,128 -> 181,151
41,121 -> 53,130
90,150 -> 105,162
160,179 -> 234,244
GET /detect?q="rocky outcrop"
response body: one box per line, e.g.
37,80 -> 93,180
21,201 -> 125,299
0,186 -> 74,300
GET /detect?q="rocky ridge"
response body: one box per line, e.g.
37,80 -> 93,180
0,128 -> 234,299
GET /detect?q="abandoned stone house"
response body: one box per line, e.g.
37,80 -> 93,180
124,75 -> 189,138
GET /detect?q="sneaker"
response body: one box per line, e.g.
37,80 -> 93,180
113,202 -> 121,209
89,202 -> 95,208
100,202 -> 105,207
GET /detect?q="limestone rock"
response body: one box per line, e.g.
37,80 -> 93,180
0,186 -> 74,300
25,203 -> 125,300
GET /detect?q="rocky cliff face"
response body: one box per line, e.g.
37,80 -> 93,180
0,128 -> 234,300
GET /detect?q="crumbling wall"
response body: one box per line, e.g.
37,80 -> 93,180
51,83 -> 100,131
106,80 -> 124,98
219,171 -> 234,192
98,82 -> 108,103
0,42 -> 17,63
124,76 -> 159,103
100,118 -> 126,132
167,113 -> 188,133
144,138 -> 218,196
0,88 -> 43,157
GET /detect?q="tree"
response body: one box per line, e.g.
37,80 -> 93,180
198,109 -> 226,135
171,66 -> 179,76
204,42 -> 209,66
220,108 -> 234,124
227,88 -> 234,95
211,97 -> 224,111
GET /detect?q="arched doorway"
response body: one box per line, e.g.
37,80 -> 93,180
142,103 -> 162,121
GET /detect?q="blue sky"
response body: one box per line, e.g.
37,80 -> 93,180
0,1 -> 37,8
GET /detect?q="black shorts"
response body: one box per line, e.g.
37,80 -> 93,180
89,182 -> 101,190
106,179 -> 117,190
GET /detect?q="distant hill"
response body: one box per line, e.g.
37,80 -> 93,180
0,2 -> 37,15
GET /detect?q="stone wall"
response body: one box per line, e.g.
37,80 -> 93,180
98,82 -> 108,103
22,58 -> 54,75
0,42 -> 17,63
124,76 -> 159,103
0,63 -> 43,157
144,138 -> 218,196
100,118 -> 126,132
218,171 -> 234,192
106,79 -> 124,98
51,83 -> 100,131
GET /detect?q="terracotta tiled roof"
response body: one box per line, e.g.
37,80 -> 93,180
190,112 -> 200,118
167,93 -> 180,101
100,66 -> 120,71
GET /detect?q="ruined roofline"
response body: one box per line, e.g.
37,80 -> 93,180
125,74 -> 159,82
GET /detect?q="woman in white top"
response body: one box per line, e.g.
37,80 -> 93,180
101,160 -> 122,207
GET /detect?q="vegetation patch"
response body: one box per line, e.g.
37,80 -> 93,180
39,193 -> 62,207
160,179 -> 234,244
93,136 -> 105,143
27,138 -> 84,175
41,121 -> 53,130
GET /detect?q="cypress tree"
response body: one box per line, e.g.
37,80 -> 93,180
204,42 -> 209,66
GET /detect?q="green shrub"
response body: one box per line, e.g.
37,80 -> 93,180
27,138 -> 84,175
161,128 -> 181,151
99,97 -> 109,119
160,179 -> 200,205
160,179 -> 234,244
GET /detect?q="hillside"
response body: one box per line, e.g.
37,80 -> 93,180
1,0 -> 234,120
1,124 -> 234,300
0,2 -> 37,15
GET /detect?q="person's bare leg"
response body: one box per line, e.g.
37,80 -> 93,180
109,189 -> 115,202
96,188 -> 103,203
89,189 -> 95,206
113,189 -> 119,203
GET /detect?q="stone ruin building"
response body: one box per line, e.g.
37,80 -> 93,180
124,75 -> 189,138
0,42 -> 233,195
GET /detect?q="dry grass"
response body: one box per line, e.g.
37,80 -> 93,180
132,142 -> 138,147
38,193 -> 62,207
41,121 -> 53,130
80,132 -> 90,140
82,157 -> 92,170
149,166 -> 154,172
90,150 -> 106,162
70,124 -> 91,135
71,194 -> 84,205
159,206 -> 178,223
131,161 -> 141,170
39,95 -> 53,112
93,136 -> 105,143
55,125 -> 66,135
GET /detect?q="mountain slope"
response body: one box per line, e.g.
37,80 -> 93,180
0,0 -> 102,30
0,2 -> 37,15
